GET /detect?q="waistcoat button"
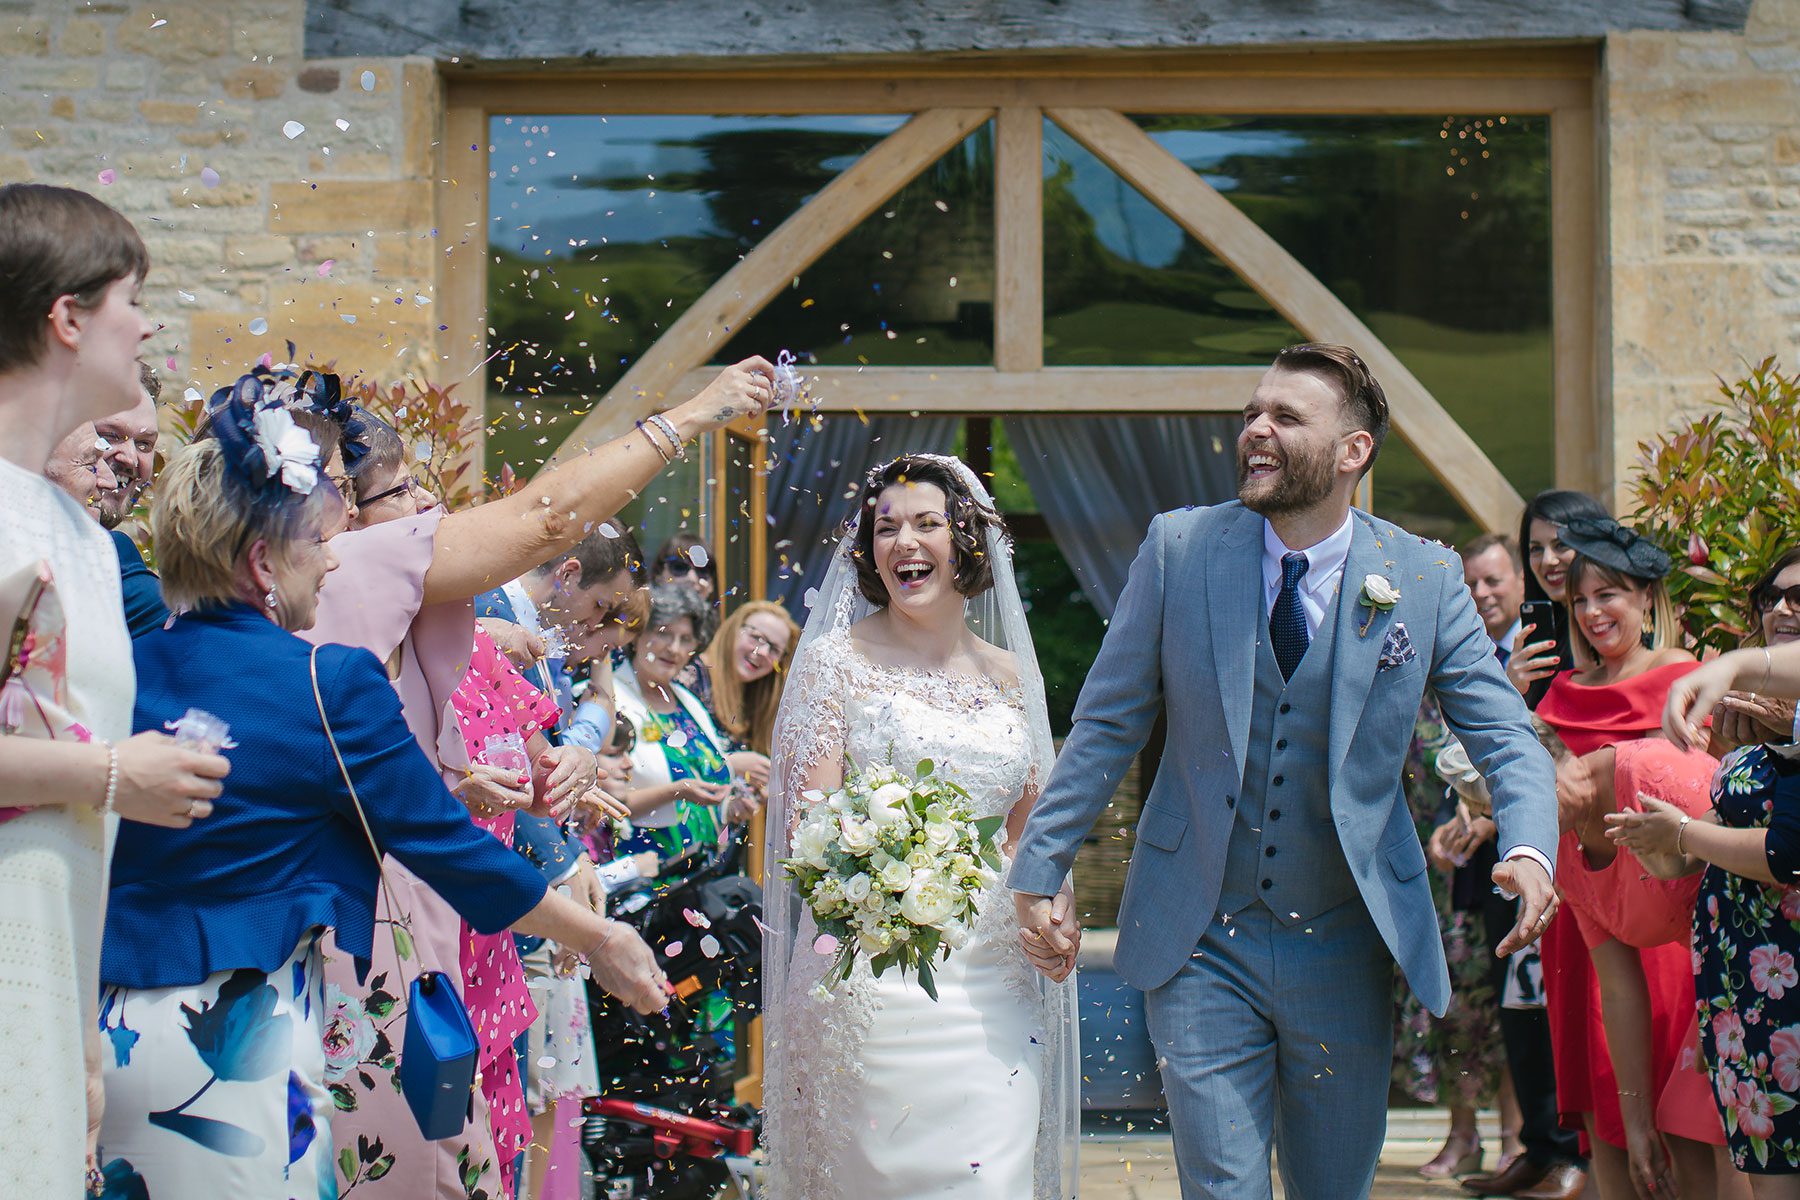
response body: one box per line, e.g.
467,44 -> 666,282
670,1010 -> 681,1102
1261,878 -> 1273,890
1264,846 -> 1277,857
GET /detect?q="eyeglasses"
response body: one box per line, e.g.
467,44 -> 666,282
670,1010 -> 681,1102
743,629 -> 786,657
1755,584 -> 1800,613
360,475 -> 423,506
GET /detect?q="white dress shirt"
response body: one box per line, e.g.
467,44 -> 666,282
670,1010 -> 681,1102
1261,511 -> 1355,637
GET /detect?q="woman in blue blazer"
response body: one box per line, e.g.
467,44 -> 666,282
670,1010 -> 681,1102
93,383 -> 667,1200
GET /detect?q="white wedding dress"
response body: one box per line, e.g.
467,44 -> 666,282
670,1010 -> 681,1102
763,456 -> 1079,1200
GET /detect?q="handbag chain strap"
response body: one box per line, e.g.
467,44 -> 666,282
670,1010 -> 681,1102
309,645 -> 411,972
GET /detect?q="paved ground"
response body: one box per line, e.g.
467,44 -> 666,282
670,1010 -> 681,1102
1076,1110 -> 1596,1199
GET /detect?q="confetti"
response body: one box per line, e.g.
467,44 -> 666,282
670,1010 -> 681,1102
334,118 -> 350,131
282,120 -> 306,140
699,935 -> 720,958
96,169 -> 115,186
177,289 -> 195,303
247,317 -> 269,336
149,17 -> 167,28
686,544 -> 709,568
317,259 -> 334,276
360,70 -> 376,91
183,387 -> 202,403
813,933 -> 839,955
682,908 -> 711,928
200,166 -> 219,188
663,940 -> 683,957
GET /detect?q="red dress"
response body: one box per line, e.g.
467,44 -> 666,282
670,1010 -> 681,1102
1535,661 -> 1700,1148
1558,739 -> 1723,1147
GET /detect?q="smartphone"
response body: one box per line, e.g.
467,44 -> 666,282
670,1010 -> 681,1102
1518,599 -> 1559,648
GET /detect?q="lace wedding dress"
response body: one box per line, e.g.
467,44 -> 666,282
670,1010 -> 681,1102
763,457 -> 1079,1200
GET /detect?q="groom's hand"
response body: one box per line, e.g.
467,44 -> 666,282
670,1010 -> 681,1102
1015,890 -> 1080,982
1491,856 -> 1559,957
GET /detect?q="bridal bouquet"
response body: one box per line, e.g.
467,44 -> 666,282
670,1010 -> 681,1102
781,759 -> 1004,1000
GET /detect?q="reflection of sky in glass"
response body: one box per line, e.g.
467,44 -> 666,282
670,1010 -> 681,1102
488,114 -> 906,255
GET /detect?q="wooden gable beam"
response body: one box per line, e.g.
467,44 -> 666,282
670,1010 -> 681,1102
544,106 -> 994,461
1046,106 -> 1525,532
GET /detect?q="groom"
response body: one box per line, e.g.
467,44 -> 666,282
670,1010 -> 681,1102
1011,343 -> 1559,1198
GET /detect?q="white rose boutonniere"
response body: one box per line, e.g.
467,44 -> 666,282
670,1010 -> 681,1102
1358,573 -> 1400,636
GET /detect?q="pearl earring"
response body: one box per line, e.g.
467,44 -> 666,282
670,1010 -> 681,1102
265,586 -> 278,613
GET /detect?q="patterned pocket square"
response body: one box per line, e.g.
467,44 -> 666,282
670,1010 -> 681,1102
1377,622 -> 1417,671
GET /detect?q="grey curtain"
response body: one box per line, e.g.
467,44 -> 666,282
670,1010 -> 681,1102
764,414 -> 959,617
1008,415 -> 1241,618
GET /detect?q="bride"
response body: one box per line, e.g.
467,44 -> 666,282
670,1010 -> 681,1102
762,453 -> 1081,1199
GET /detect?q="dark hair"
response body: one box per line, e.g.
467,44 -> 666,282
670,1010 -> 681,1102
1462,532 -> 1522,571
345,406 -> 405,501
851,455 -> 1005,607
642,582 -> 718,652
545,523 -> 647,590
0,184 -> 149,374
653,531 -> 714,582
138,360 -> 162,403
1748,546 -> 1800,646
1270,342 -> 1390,476
1516,490 -> 1610,607
605,711 -> 637,756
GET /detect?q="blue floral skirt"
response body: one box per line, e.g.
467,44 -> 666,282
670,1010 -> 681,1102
96,933 -> 336,1199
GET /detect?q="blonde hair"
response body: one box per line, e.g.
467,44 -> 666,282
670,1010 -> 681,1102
152,440 -> 335,613
1564,555 -> 1681,671
700,599 -> 800,756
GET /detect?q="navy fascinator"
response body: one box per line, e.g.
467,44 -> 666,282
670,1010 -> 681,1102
207,369 -> 325,502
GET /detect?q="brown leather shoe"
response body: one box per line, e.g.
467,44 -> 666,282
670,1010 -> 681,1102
1461,1155 -> 1550,1196
1513,1163 -> 1587,1200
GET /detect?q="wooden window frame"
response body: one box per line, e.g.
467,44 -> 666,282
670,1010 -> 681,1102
439,44 -> 1603,532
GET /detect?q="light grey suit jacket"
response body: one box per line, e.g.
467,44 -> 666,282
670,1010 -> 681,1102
1010,502 -> 1557,1016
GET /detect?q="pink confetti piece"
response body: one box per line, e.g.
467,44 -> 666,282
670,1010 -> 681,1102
164,356 -> 177,372
97,169 -> 115,186
813,933 -> 839,955
200,166 -> 220,188
663,940 -> 683,957
317,259 -> 334,276
682,908 -> 711,928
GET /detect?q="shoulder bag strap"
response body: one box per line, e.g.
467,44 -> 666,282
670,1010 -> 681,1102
310,644 -> 409,968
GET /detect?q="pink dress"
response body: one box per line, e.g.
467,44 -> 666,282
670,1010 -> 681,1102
451,627 -> 561,1194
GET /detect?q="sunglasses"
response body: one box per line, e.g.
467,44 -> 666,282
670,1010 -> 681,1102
1755,584 -> 1800,614
659,557 -> 715,580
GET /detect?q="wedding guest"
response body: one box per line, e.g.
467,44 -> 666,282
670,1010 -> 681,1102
696,598 -> 799,762
652,531 -> 716,603
96,390 -> 668,1198
1709,546 -> 1800,756
0,182 -> 231,1198
1533,517 -> 1696,1197
1508,490 -> 1612,705
1533,726 -> 1737,1199
92,364 -> 159,531
43,421 -> 119,513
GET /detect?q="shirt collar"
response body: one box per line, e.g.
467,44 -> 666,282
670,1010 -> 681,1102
1262,510 -> 1355,597
1496,617 -> 1521,655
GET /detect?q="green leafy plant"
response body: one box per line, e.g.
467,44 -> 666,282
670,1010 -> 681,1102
1629,356 -> 1800,655
344,374 -> 494,512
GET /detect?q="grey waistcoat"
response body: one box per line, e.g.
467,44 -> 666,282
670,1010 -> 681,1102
1217,588 -> 1358,924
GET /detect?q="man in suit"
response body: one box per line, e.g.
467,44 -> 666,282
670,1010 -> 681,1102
1011,343 -> 1560,1198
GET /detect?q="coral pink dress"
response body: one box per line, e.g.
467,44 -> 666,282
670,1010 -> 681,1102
1559,739 -> 1723,1147
451,627 -> 561,1193
1536,661 -> 1701,1149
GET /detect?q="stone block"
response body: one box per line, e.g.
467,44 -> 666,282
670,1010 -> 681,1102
0,13 -> 50,55
0,153 -> 33,182
61,17 -> 107,56
309,151 -> 393,176
223,65 -> 285,101
174,180 -> 257,207
12,60 -> 99,90
374,233 -> 437,282
268,180 -> 431,234
225,234 -> 295,269
400,60 -> 438,178
150,235 -> 228,272
297,66 -> 339,94
116,5 -> 228,61
140,98 -> 200,124
1612,260 -> 1772,381
104,60 -> 149,90
296,235 -> 364,268
48,95 -> 74,119
176,129 -> 226,147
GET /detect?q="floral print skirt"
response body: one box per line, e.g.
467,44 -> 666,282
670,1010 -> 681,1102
97,933 -> 335,1199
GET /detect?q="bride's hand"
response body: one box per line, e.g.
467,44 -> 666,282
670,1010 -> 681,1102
1015,889 -> 1079,983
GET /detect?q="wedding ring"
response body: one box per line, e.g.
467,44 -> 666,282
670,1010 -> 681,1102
187,798 -> 201,818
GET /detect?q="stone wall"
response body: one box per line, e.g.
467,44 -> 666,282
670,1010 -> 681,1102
0,0 -> 444,399
1605,0 -> 1800,505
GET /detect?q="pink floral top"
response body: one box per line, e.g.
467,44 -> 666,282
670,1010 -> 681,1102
452,626 -> 562,1175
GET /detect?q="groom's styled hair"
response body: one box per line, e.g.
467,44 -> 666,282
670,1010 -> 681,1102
1271,342 -> 1390,476
851,455 -> 1005,606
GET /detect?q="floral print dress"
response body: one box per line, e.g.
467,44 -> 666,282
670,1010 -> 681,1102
1696,743 -> 1800,1172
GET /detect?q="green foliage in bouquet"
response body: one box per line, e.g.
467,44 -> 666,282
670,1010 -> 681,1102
1630,357 -> 1800,655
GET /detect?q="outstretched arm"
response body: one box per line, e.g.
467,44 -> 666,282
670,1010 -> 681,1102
1010,515 -> 1168,900
421,358 -> 775,605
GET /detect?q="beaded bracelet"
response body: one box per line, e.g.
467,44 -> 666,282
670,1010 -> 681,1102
647,412 -> 686,461
97,740 -> 119,814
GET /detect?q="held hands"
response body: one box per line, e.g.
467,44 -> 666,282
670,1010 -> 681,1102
676,778 -> 735,808
1014,887 -> 1082,983
1427,815 -> 1496,873
1491,855 -> 1559,957
114,731 -> 230,827
452,763 -> 533,816
1603,796 -> 1700,879
1710,690 -> 1798,755
1505,622 -> 1560,697
1663,652 -> 1744,750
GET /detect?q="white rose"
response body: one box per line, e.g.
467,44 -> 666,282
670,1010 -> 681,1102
950,853 -> 977,878
905,847 -> 935,871
792,821 -> 833,868
878,859 -> 914,892
839,815 -> 878,854
1362,573 -> 1401,606
941,919 -> 971,950
899,869 -> 960,927
922,819 -> 957,850
866,782 -> 911,827
827,789 -> 852,813
857,928 -> 892,955
842,873 -> 873,904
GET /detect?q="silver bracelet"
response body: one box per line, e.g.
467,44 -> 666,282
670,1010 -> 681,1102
647,413 -> 686,460
98,740 -> 119,814
1676,813 -> 1692,857
1759,645 -> 1775,695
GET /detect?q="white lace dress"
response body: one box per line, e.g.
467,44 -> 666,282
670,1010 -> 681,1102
769,630 -> 1056,1199
0,460 -> 133,1196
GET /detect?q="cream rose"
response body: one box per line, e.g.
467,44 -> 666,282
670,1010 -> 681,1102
842,872 -> 873,904
899,868 -> 960,927
793,820 -> 833,867
922,819 -> 957,850
878,859 -> 914,892
1362,573 -> 1401,607
839,815 -> 879,854
866,782 -> 911,827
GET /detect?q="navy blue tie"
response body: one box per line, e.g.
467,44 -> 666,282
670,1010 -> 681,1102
1271,552 -> 1310,681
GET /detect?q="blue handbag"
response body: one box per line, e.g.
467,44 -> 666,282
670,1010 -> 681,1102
312,648 -> 480,1140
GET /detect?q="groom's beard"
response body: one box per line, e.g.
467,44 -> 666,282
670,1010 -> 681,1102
1236,442 -> 1337,516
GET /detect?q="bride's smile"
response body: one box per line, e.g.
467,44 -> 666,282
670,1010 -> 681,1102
871,483 -> 957,612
